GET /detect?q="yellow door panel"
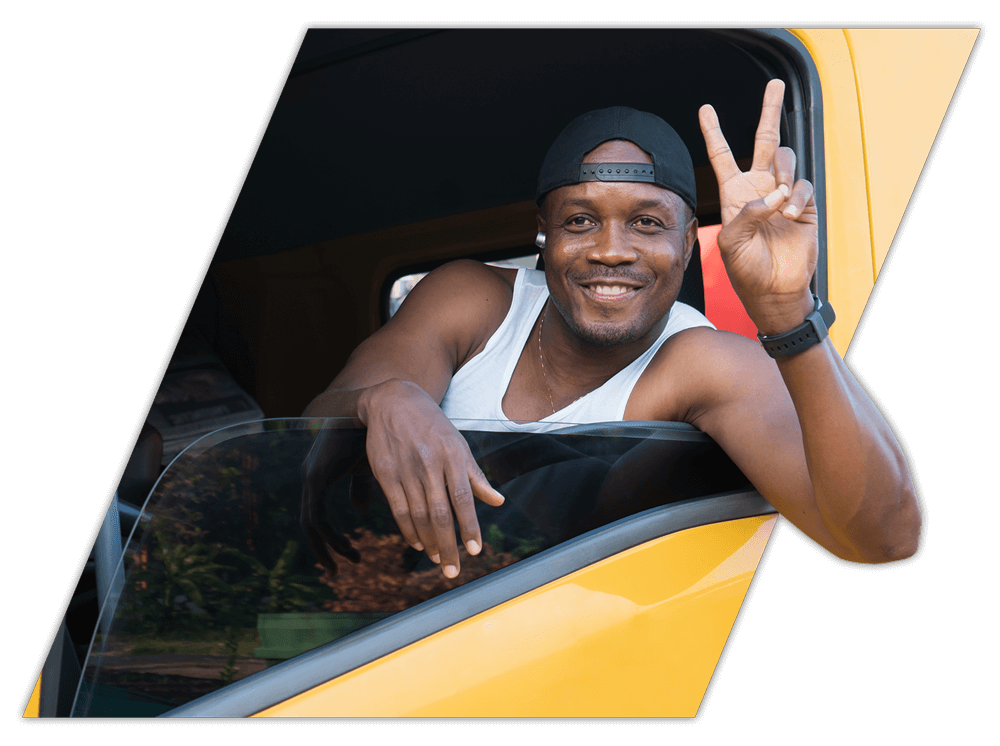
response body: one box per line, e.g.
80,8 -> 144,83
791,28 -> 977,354
255,515 -> 775,717
789,29 -> 873,354
845,29 -> 978,276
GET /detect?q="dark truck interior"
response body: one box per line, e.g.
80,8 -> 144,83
204,28 -> 823,417
43,28 -> 822,716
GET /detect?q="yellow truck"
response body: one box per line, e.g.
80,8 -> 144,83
26,27 -> 978,718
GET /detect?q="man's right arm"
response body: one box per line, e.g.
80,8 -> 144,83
304,260 -> 512,412
301,260 -> 511,578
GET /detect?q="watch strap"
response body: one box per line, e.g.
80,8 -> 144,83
757,295 -> 836,358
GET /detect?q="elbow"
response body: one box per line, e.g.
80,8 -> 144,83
884,505 -> 922,562
852,485 -> 923,564
302,387 -> 337,417
847,444 -> 922,563
881,478 -> 922,562
871,523 -> 920,563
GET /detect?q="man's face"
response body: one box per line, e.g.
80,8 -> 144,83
538,140 -> 697,348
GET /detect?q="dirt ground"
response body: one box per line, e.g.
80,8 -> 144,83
319,527 -> 519,612
82,528 -> 521,712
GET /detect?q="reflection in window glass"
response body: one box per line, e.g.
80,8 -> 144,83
388,255 -> 539,317
73,419 -> 750,716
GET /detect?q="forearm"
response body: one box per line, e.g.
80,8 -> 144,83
777,338 -> 921,562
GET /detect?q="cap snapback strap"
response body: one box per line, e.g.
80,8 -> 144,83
578,162 -> 656,183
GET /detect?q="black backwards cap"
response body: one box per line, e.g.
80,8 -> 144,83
536,106 -> 697,211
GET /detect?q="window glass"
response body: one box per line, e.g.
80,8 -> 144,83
388,255 -> 539,317
72,418 -> 750,716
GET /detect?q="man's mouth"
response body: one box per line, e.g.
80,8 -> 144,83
580,282 -> 643,302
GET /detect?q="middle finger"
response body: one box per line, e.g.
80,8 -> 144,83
423,473 -> 461,578
445,457 -> 483,556
751,79 -> 786,172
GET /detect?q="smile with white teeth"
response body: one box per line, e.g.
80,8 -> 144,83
585,284 -> 639,301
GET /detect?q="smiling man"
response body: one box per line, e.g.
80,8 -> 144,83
302,80 -> 921,579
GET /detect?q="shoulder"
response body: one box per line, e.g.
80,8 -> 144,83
399,259 -> 517,312
383,259 -> 518,365
399,259 -> 516,325
627,325 -> 782,422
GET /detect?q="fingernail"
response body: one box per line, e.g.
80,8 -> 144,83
468,540 -> 481,555
443,565 -> 458,578
413,542 -> 424,551
430,553 -> 440,564
784,205 -> 799,218
764,188 -> 784,208
779,184 -> 790,197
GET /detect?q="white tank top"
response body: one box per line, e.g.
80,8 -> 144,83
439,267 -> 715,432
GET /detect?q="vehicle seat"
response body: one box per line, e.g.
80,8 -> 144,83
698,224 -> 758,340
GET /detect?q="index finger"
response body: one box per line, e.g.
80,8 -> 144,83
698,103 -> 741,186
751,79 -> 786,172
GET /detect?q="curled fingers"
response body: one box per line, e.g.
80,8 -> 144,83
381,478 -> 430,556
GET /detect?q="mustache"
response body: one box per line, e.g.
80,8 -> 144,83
570,268 -> 654,285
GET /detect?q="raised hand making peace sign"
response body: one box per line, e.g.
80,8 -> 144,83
699,79 -> 818,335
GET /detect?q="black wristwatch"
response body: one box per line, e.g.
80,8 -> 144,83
757,294 -> 836,358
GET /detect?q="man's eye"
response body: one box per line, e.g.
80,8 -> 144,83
634,217 -> 661,228
568,216 -> 593,227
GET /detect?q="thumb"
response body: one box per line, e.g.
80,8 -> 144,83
721,186 -> 788,249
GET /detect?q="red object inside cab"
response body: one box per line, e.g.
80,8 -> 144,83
699,224 -> 758,340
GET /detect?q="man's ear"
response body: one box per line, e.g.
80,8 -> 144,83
682,215 -> 698,270
536,212 -> 547,234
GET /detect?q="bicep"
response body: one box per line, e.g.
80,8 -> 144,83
330,260 -> 511,404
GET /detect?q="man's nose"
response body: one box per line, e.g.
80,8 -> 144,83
585,224 -> 638,265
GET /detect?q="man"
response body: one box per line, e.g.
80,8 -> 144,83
302,80 -> 920,580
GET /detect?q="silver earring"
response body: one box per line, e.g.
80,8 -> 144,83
535,231 -> 546,249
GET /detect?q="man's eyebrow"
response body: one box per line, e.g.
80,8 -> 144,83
632,198 -> 676,211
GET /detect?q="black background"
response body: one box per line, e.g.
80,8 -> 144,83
25,29 -> 992,719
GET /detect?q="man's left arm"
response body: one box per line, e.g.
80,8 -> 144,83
687,79 -> 920,562
674,327 -> 919,563
775,330 -> 920,561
